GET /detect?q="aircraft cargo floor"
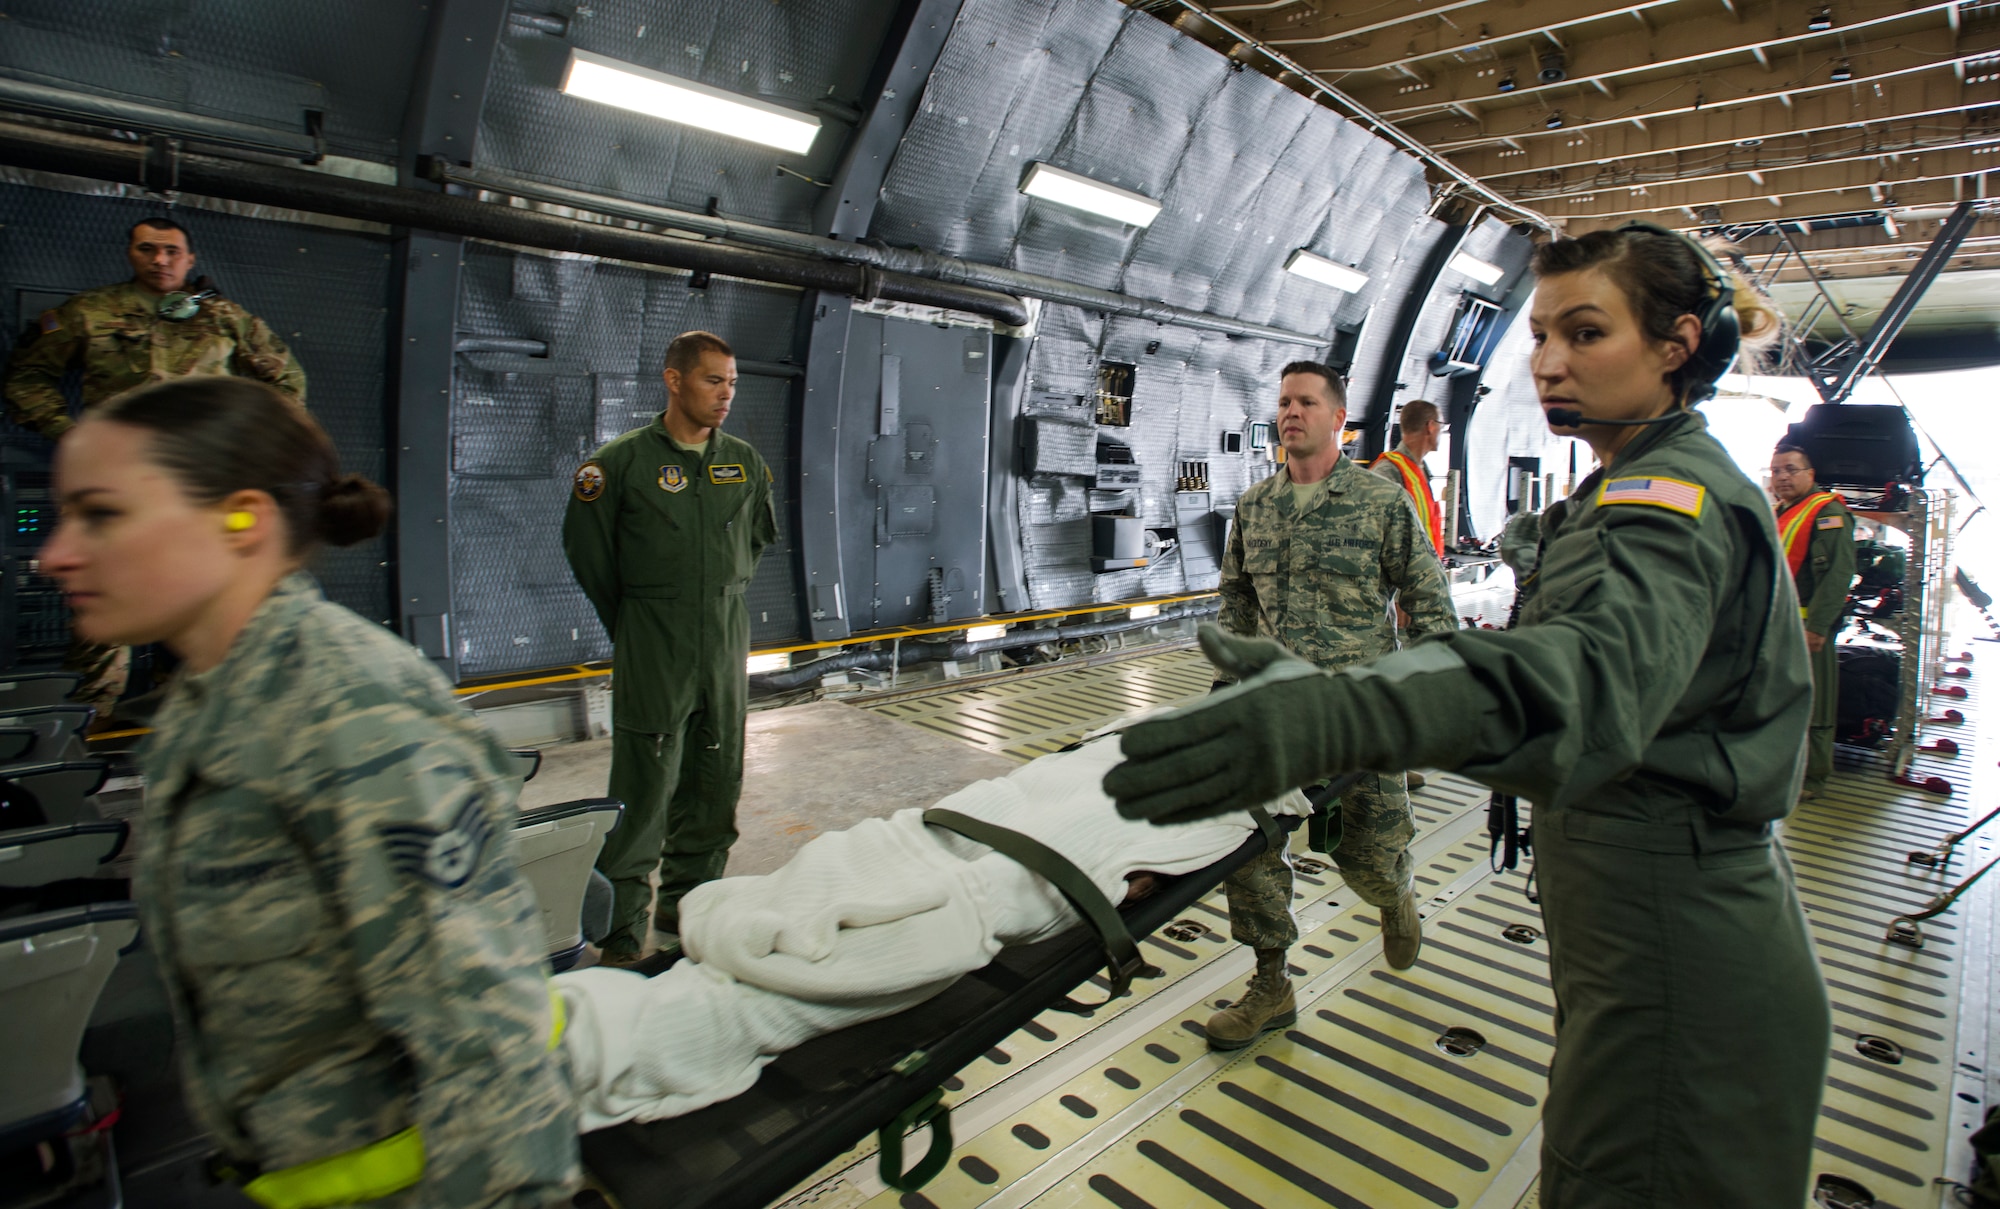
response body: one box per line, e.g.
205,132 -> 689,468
759,642 -> 1999,1209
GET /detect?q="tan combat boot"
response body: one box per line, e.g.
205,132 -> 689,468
1205,948 -> 1297,1051
1383,890 -> 1423,970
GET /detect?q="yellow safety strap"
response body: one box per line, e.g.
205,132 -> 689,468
548,981 -> 567,1052
241,1128 -> 425,1209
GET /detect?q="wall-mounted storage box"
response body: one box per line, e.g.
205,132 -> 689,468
1090,514 -> 1147,572
1020,414 -> 1096,477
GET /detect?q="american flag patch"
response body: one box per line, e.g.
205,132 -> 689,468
1596,475 -> 1705,519
1816,515 -> 1844,530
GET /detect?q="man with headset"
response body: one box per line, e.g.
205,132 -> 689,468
4,216 -> 305,708
6,217 -> 307,437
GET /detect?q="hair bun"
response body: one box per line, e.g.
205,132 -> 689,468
317,473 -> 393,547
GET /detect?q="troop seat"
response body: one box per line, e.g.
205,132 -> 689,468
0,705 -> 95,770
510,748 -> 544,782
0,673 -> 83,715
0,820 -> 127,889
0,761 -> 111,829
0,901 -> 139,1152
515,798 -> 622,971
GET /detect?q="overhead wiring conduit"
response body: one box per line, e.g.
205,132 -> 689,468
0,121 -> 1034,326
425,161 -> 1332,346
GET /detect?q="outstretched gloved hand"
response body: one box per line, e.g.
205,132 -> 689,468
1104,623 -> 1349,825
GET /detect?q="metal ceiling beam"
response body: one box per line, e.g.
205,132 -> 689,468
1271,0 -> 1675,68
1809,200 -> 1979,402
1538,155 -> 1997,222
1361,3 -> 1964,124
1430,56 -> 1987,153
1512,138 -> 2000,210
1566,178 -> 1996,229
815,0 -> 964,239
1460,93 -> 2000,184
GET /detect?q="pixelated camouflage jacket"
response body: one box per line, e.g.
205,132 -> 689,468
136,574 -> 579,1206
1219,452 -> 1456,670
4,280 -> 306,438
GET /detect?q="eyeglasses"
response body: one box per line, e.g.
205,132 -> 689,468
1767,466 -> 1809,478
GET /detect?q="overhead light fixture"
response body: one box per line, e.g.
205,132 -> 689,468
965,623 -> 1008,642
1545,110 -> 1565,129
1496,73 -> 1517,93
1830,61 -> 1853,82
1807,7 -> 1834,30
1448,251 -> 1505,285
1129,604 -> 1162,621
746,651 -> 792,674
1019,163 -> 1162,227
1283,249 -> 1371,293
561,48 -> 821,154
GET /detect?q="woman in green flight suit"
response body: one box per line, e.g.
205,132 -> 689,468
42,378 -> 578,1207
1104,226 -> 1830,1208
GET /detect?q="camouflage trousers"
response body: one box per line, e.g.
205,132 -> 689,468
1225,771 -> 1414,949
62,638 -> 128,712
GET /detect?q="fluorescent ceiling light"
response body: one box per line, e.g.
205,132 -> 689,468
965,623 -> 1008,642
746,652 -> 792,674
1128,604 -> 1162,620
1020,163 -> 1162,227
1284,249 -> 1371,293
1448,251 -> 1506,285
562,48 -> 820,154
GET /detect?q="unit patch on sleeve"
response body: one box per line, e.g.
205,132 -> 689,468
379,797 -> 494,891
659,464 -> 687,493
708,464 -> 747,485
572,461 -> 605,502
1595,476 -> 1706,519
1816,515 -> 1845,530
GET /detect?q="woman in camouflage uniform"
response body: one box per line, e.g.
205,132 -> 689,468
42,377 -> 578,1207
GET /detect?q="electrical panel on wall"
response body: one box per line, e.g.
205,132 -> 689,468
1095,361 -> 1135,427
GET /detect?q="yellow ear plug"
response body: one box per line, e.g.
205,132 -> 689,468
225,511 -> 257,532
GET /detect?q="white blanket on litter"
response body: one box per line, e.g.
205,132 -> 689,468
557,735 -> 1307,1129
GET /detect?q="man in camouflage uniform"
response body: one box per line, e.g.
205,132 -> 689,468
564,331 -> 778,965
5,217 -> 307,709
1206,361 -> 1455,1050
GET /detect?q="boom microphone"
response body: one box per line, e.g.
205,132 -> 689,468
1544,407 -> 1684,429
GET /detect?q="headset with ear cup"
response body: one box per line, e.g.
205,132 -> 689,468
1613,220 -> 1741,401
224,511 -> 256,532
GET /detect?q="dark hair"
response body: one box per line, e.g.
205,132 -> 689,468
1279,360 -> 1346,407
664,330 -> 734,377
1398,399 -> 1439,435
128,217 -> 192,247
94,377 -> 390,552
1773,442 -> 1814,471
1532,227 -> 1781,402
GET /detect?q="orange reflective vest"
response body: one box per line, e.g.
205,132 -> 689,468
1372,450 -> 1444,555
1777,490 -> 1840,578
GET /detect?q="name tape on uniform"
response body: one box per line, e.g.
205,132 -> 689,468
1596,476 -> 1705,519
708,464 -> 747,485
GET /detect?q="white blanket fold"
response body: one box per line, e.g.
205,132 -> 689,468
558,735 -> 1307,1129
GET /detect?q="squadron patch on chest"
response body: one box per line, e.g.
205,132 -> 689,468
708,463 -> 747,485
379,797 -> 493,891
659,464 -> 688,493
572,461 -> 605,502
1596,476 -> 1706,519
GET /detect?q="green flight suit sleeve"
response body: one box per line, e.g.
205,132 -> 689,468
562,453 -> 621,636
1801,502 -> 1855,637
227,310 -> 308,404
1326,497 -> 1737,807
4,300 -> 85,438
1382,490 -> 1457,641
299,695 -> 579,1205
1217,508 -> 1257,639
752,460 -> 778,561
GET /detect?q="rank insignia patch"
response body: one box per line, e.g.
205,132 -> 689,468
380,797 -> 493,891
708,464 -> 747,485
659,464 -> 688,493
572,461 -> 605,502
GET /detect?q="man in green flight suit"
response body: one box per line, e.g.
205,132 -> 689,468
1770,442 -> 1856,799
1206,361 -> 1456,1051
564,331 -> 778,965
4,216 -> 307,709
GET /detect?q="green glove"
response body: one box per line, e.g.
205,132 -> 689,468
1103,623 -> 1349,824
